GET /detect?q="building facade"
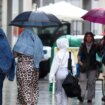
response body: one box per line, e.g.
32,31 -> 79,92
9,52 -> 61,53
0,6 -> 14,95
1,0 -> 105,46
34,0 -> 103,35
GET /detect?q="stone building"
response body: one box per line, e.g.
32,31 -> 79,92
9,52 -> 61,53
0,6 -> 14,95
0,0 -> 105,45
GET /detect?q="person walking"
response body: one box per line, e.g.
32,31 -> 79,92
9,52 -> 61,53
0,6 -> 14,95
102,64 -> 105,102
49,38 -> 75,105
98,36 -> 105,102
0,28 -> 15,105
77,32 -> 102,103
13,27 -> 44,105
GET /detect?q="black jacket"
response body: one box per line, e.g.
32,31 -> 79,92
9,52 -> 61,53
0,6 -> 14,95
78,43 -> 99,71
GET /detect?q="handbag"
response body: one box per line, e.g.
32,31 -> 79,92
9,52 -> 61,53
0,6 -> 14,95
62,52 -> 81,97
79,63 -> 89,73
62,73 -> 81,97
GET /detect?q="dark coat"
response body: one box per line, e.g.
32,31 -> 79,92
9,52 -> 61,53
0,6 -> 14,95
0,28 -> 15,81
78,43 -> 99,72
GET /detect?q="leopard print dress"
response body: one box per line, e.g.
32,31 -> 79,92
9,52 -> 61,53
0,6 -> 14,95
16,54 -> 39,105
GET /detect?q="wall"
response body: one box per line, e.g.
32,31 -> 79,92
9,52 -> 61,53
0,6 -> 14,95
35,0 -> 54,7
99,0 -> 105,34
82,0 -> 91,33
2,0 -> 7,33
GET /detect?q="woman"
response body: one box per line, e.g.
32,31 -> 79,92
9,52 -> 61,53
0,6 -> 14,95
78,32 -> 101,103
98,36 -> 105,102
13,27 -> 43,105
0,28 -> 15,105
49,38 -> 75,105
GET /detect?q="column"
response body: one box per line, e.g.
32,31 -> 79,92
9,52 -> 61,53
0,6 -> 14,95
82,0 -> 91,34
6,0 -> 13,46
2,0 -> 7,33
19,0 -> 32,12
99,0 -> 105,34
23,0 -> 32,11
18,0 -> 23,13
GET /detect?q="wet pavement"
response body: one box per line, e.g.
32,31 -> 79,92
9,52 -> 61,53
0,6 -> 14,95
2,77 -> 105,105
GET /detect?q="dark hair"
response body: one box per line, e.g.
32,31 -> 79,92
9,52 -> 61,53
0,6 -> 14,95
102,36 -> 105,45
102,36 -> 105,40
84,32 -> 94,43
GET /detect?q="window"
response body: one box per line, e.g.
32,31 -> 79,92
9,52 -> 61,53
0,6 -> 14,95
37,22 -> 70,46
71,20 -> 83,35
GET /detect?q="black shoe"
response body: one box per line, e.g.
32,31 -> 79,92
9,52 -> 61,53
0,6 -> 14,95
78,96 -> 83,103
87,100 -> 92,103
102,96 -> 105,102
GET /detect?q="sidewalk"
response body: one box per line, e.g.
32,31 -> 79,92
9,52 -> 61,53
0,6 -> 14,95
2,78 -> 104,105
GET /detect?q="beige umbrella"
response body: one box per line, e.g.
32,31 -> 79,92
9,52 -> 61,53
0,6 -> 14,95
38,1 -> 88,21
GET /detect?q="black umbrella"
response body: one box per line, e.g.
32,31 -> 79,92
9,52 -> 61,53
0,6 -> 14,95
9,11 -> 61,27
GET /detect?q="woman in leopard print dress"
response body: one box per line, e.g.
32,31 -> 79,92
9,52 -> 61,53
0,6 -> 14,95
13,28 -> 43,105
16,54 -> 39,105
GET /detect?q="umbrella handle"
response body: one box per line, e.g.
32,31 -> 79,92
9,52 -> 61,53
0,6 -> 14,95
52,77 -> 56,95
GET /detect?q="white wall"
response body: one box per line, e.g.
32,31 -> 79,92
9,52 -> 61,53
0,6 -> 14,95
99,0 -> 105,34
2,0 -> 7,33
23,0 -> 33,11
12,0 -> 33,47
99,0 -> 105,7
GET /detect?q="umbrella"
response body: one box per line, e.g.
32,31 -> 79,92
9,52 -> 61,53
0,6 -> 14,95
9,11 -> 61,27
38,1 -> 87,21
81,8 -> 105,24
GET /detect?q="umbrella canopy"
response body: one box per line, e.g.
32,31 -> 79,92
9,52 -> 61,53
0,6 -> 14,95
81,8 -> 105,24
38,1 -> 87,21
9,11 -> 61,27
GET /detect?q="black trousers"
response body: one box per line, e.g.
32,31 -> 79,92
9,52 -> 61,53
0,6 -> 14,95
0,71 -> 5,105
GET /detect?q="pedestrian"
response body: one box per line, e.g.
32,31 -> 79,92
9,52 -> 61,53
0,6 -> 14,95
49,38 -> 75,105
102,64 -> 105,102
0,28 -> 15,105
13,27 -> 44,105
99,36 -> 105,102
77,32 -> 102,103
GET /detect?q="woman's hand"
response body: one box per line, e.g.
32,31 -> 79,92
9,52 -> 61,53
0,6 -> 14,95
100,39 -> 104,45
78,56 -> 83,66
13,51 -> 18,58
78,61 -> 83,66
49,76 -> 55,83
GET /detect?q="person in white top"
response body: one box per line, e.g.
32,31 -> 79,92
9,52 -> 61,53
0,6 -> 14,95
49,38 -> 75,105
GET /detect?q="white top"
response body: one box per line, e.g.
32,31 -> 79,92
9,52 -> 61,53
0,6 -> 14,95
49,38 -> 75,82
